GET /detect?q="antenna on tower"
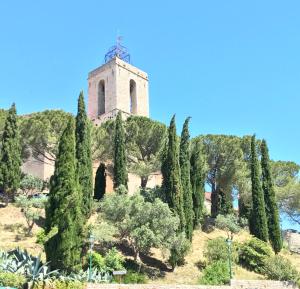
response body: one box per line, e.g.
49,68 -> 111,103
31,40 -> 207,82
104,34 -> 130,64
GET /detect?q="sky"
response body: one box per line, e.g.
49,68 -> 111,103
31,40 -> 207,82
0,1 -> 299,228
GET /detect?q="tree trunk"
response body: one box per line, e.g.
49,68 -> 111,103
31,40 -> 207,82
141,176 -> 148,189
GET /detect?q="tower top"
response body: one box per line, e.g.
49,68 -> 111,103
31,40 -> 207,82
104,36 -> 130,64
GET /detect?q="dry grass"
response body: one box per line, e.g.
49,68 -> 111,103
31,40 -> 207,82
0,204 -> 299,285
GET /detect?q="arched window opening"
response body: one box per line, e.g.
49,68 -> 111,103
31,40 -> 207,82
129,79 -> 137,114
98,80 -> 105,116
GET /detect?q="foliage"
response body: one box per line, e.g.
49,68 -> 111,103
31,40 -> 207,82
20,110 -> 72,163
271,160 -> 299,188
90,252 -> 106,271
190,138 -> 207,227
263,255 -> 299,281
199,261 -> 230,285
92,221 -> 117,246
126,116 -> 166,188
94,162 -> 106,200
76,92 -> 93,217
33,280 -> 84,289
168,232 -> 190,270
199,135 -> 244,217
45,119 -> 84,272
249,135 -> 268,242
100,194 -> 180,263
239,237 -> 273,273
161,115 -> 185,231
123,271 -> 147,284
215,214 -> 241,240
36,229 -> 47,245
261,139 -> 282,253
204,237 -> 238,264
57,269 -> 111,283
0,103 -> 21,201
277,179 -> 300,226
140,186 -> 167,203
104,248 -> 125,272
0,271 -> 26,288
20,174 -> 44,196
179,117 -> 194,240
113,111 -> 128,189
15,195 -> 46,236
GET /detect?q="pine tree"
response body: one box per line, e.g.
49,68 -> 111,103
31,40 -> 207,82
113,111 -> 128,189
261,139 -> 282,253
161,115 -> 185,232
249,135 -> 268,242
179,117 -> 194,240
0,103 -> 21,203
94,162 -> 106,200
45,119 -> 83,271
75,91 -> 93,217
190,141 -> 205,228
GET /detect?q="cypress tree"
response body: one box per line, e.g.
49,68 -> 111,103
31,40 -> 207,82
113,111 -> 128,189
94,162 -> 106,200
75,92 -> 93,217
161,115 -> 185,232
45,119 -> 83,271
179,117 -> 194,240
0,103 -> 21,203
261,139 -> 282,253
249,135 -> 268,242
190,141 -> 205,228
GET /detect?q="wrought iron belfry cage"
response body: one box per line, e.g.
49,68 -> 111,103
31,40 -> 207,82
104,37 -> 130,63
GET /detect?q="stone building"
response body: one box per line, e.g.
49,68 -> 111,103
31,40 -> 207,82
22,40 -> 162,194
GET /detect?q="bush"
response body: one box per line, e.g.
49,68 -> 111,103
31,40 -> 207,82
104,248 -> 124,272
215,214 -> 241,239
199,261 -> 230,285
204,237 -> 238,264
239,237 -> 273,273
0,271 -> 26,288
36,229 -> 47,245
123,270 -> 147,284
168,233 -> 191,269
91,252 -> 106,271
263,255 -> 299,282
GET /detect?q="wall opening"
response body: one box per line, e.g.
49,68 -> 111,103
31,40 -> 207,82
98,80 -> 105,116
129,79 -> 137,114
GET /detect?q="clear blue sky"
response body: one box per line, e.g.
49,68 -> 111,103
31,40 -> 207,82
0,1 -> 299,164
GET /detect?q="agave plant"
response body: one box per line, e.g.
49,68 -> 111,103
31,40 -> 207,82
59,268 -> 112,283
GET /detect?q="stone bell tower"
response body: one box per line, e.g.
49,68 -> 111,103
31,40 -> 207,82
87,39 -> 149,125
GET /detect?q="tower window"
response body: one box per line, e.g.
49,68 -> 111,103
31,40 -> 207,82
129,79 -> 137,114
98,80 -> 105,116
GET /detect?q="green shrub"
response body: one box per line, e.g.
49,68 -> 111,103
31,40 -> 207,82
33,280 -> 84,289
36,229 -> 47,245
199,261 -> 230,285
204,237 -> 238,264
123,270 -> 147,284
263,255 -> 299,282
0,271 -> 26,289
91,252 -> 106,271
104,248 -> 124,272
239,237 -> 273,273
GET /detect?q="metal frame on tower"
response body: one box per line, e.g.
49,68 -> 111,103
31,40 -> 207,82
104,36 -> 131,64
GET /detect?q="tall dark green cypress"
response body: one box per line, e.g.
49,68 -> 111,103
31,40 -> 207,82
161,115 -> 185,232
190,141 -> 205,228
94,162 -> 106,200
179,117 -> 194,240
261,139 -> 282,253
75,92 -> 93,217
0,103 -> 21,202
45,119 -> 83,272
249,135 -> 268,242
113,111 -> 128,189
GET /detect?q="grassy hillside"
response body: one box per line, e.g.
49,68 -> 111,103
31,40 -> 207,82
1,204 -> 299,285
